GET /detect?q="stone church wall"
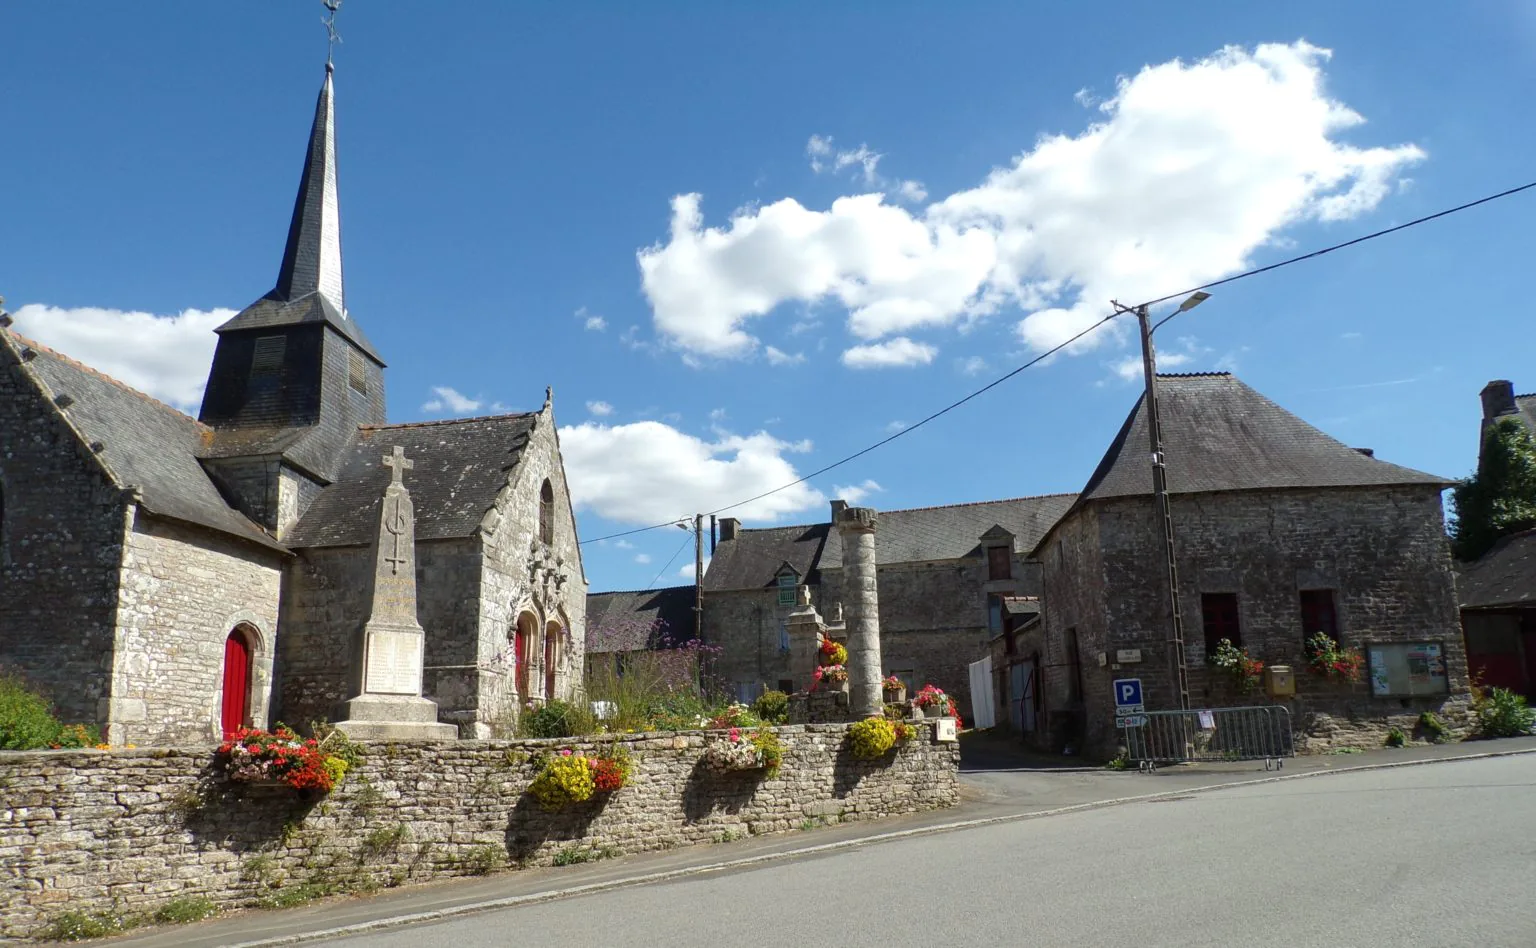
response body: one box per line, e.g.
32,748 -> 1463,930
110,511 -> 285,746
475,411 -> 588,733
1040,487 -> 1471,759
0,354 -> 129,730
0,724 -> 959,939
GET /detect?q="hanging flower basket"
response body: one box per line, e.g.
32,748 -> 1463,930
701,727 -> 783,776
218,725 -> 355,794
819,639 -> 848,666
881,675 -> 907,704
1305,633 -> 1364,683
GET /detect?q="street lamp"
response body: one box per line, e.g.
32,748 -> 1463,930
1111,291 -> 1212,713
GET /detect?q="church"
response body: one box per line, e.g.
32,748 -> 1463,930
0,61 -> 587,745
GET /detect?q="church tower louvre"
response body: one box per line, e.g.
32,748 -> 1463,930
198,60 -> 386,538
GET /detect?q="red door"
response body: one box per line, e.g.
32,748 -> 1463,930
221,631 -> 251,737
544,631 -> 558,700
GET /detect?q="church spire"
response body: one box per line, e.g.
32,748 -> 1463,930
273,63 -> 345,317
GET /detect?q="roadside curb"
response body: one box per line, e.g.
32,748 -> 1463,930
217,745 -> 1536,947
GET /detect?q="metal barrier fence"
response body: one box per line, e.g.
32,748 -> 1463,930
1122,705 -> 1294,772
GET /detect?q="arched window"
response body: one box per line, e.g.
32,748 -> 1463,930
221,626 -> 256,737
539,480 -> 555,546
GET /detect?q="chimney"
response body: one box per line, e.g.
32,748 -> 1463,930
718,517 -> 740,542
1481,380 -> 1517,420
829,499 -> 848,522
1354,447 -> 1375,458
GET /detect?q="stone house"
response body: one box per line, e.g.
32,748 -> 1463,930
699,494 -> 1074,713
0,63 -> 585,745
584,585 -> 695,679
1023,371 -> 1469,758
1459,380 -> 1536,698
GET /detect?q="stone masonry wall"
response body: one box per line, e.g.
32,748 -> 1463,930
110,511 -> 285,746
701,588 -> 799,698
0,345 -> 130,730
1040,487 -> 1470,759
476,407 -> 588,735
0,725 -> 959,939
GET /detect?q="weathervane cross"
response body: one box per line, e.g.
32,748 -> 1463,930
322,0 -> 343,66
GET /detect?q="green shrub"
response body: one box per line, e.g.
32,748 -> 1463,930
40,909 -> 133,942
1417,710 -> 1450,743
751,690 -> 789,725
463,844 -> 505,876
1385,727 -> 1406,748
0,674 -> 69,750
749,727 -> 783,777
848,717 -> 897,759
520,700 -> 595,739
1476,687 -> 1536,738
153,896 -> 218,924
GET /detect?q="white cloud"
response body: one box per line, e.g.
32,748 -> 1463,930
807,135 -> 881,182
885,420 -> 907,433
709,407 -> 728,422
678,558 -> 711,580
633,553 -> 652,565
1073,87 -> 1099,108
895,180 -> 928,203
560,421 -> 825,525
1107,336 -> 1209,382
422,386 -> 483,413
832,479 -> 882,505
764,346 -> 806,366
639,42 -> 1422,365
577,306 -> 607,332
614,539 -> 635,549
841,337 -> 938,369
10,303 -> 232,411
586,400 -> 614,417
958,355 -> 989,376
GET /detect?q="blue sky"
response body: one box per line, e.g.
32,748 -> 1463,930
3,2 -> 1534,593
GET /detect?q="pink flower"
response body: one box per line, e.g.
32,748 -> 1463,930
728,727 -> 741,743
560,749 -> 572,757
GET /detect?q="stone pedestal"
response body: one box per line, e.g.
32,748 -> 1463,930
334,446 -> 456,741
785,585 -> 826,694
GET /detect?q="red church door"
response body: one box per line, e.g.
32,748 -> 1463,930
221,630 -> 251,737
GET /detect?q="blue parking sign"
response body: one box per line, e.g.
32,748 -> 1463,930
1113,678 -> 1143,709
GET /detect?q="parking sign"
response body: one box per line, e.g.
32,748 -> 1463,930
1113,678 -> 1143,711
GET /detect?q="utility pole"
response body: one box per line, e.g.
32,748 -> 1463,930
693,514 -> 705,642
1116,293 -> 1210,713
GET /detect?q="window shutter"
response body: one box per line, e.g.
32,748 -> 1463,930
250,336 -> 285,376
348,350 -> 368,394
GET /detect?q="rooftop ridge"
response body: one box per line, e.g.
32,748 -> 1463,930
7,331 -> 204,426
360,411 -> 537,432
589,585 -> 694,597
1157,371 -> 1232,379
727,491 -> 1080,536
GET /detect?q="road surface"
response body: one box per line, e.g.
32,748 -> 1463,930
334,754 -> 1536,947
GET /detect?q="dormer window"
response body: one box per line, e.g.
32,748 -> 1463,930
987,545 -> 1012,580
776,572 -> 796,606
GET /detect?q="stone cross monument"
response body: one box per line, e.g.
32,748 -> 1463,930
335,446 -> 457,740
837,506 -> 884,717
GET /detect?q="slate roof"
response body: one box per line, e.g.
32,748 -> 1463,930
702,523 -> 830,592
1510,394 -> 1536,438
819,495 -> 1078,570
285,413 -> 538,548
1458,528 -> 1536,610
6,335 -> 287,553
585,586 -> 696,653
1077,373 -> 1450,502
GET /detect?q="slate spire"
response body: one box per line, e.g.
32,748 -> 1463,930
274,63 -> 345,317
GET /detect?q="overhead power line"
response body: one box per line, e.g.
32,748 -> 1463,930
580,178 -> 1536,546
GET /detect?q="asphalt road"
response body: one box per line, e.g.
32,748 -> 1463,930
332,754 -> 1536,948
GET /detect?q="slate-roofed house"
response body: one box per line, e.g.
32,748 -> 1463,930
0,62 -> 585,744
1027,372 -> 1468,758
584,585 -> 696,678
1459,380 -> 1536,699
700,493 -> 1075,713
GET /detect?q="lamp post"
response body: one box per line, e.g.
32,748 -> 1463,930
1113,291 -> 1209,713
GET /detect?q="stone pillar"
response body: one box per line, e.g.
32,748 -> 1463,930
335,446 -> 457,741
837,506 -> 882,717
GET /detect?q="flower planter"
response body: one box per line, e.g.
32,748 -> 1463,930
913,704 -> 951,720
701,744 -> 767,774
882,687 -> 907,705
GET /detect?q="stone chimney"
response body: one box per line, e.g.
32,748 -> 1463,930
829,499 -> 848,522
1482,380 -> 1517,420
836,506 -> 882,717
718,517 -> 740,542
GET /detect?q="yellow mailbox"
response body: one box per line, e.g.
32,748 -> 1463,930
1265,664 -> 1295,697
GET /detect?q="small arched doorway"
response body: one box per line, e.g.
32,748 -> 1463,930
221,627 -> 255,737
514,612 -> 539,700
544,621 -> 563,701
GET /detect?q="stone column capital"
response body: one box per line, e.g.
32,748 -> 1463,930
836,506 -> 878,533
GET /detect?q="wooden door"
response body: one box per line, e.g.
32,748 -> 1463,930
221,631 -> 251,737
